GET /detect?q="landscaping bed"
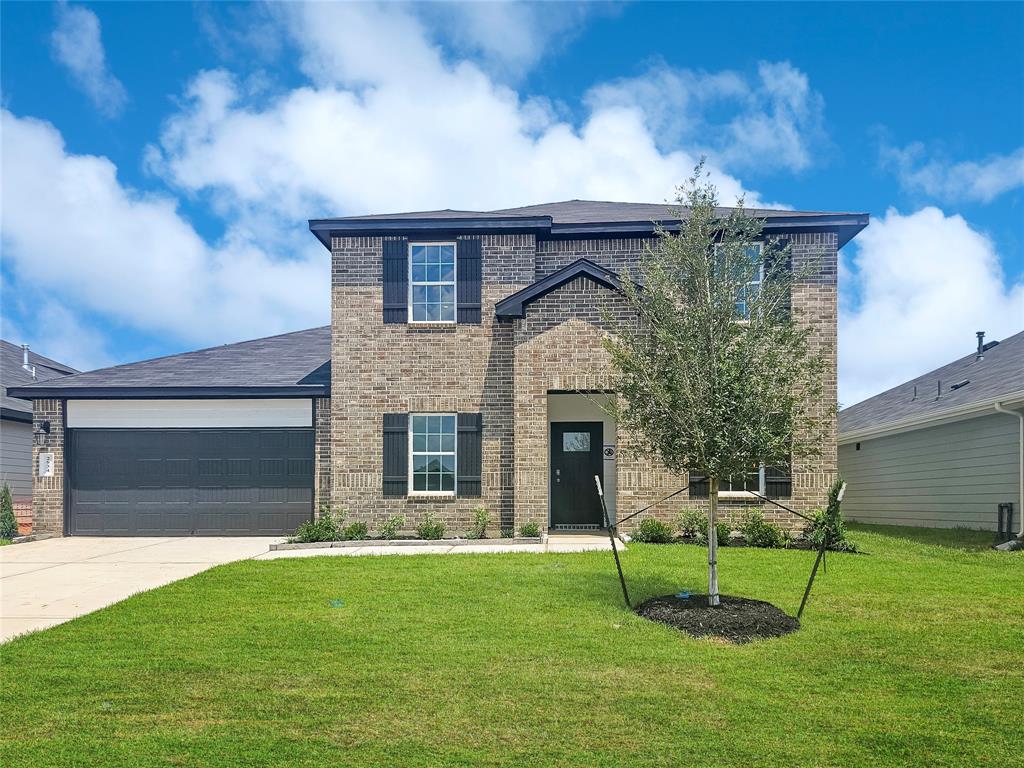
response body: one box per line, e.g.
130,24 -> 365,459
270,537 -> 543,551
635,594 -> 799,643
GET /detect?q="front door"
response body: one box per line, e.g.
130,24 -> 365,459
550,421 -> 604,529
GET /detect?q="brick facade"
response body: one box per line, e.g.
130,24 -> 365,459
31,399 -> 64,535
330,229 -> 839,534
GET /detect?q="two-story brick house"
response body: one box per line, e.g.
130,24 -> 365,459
10,201 -> 867,537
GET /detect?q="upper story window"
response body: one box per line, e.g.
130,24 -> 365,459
715,243 -> 763,320
410,414 -> 457,494
410,243 -> 456,323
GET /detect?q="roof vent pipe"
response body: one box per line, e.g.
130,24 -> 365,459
21,344 -> 36,380
976,331 -> 985,360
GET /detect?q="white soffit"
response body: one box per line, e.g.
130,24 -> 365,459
66,399 -> 313,429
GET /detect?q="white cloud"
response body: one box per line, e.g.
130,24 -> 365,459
839,207 -> 1024,407
50,2 -> 127,118
0,110 -> 328,368
417,2 -> 600,79
881,142 -> 1024,204
585,60 -> 827,173
145,2 -> 773,225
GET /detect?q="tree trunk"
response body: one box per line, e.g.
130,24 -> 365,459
707,476 -> 720,606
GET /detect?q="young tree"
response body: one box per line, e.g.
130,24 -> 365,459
604,165 -> 829,606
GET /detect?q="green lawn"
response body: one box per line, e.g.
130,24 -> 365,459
2,526 -> 1022,767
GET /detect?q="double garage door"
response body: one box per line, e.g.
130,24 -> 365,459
68,428 -> 313,536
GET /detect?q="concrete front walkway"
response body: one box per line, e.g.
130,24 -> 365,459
255,533 -> 625,560
0,537 -> 282,643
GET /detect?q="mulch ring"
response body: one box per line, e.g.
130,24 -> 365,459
635,594 -> 799,644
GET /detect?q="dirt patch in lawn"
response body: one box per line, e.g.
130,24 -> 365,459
635,594 -> 799,643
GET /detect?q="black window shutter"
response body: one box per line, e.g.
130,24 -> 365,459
382,413 -> 408,496
456,412 -> 482,497
765,238 -> 791,317
456,238 -> 482,324
688,471 -> 709,499
765,465 -> 792,499
383,238 -> 409,324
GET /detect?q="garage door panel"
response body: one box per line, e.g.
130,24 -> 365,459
69,428 -> 313,536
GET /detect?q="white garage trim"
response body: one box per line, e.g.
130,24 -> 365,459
66,399 -> 312,428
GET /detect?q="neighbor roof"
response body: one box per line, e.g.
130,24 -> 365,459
310,199 -> 869,250
1,340 -> 77,420
7,327 -> 330,400
839,330 -> 1024,440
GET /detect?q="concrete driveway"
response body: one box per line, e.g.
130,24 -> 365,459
0,537 -> 280,643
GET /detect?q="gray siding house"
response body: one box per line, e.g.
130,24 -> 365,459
11,200 -> 867,538
0,340 -> 77,516
838,331 -> 1024,532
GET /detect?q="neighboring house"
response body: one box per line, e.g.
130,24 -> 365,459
0,340 -> 77,530
838,331 -> 1024,532
9,200 -> 867,537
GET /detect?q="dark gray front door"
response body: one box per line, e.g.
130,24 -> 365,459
550,421 -> 604,529
68,428 -> 313,536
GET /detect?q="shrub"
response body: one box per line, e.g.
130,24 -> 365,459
341,521 -> 369,541
631,518 -> 675,543
740,510 -> 785,549
519,521 -> 541,538
716,521 -> 732,547
499,527 -> 514,539
291,507 -> 344,543
0,483 -> 16,540
805,508 -> 858,552
416,513 -> 446,540
676,508 -> 707,539
466,507 -> 490,539
378,514 -> 406,540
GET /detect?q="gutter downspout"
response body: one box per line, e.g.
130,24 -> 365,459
995,402 -> 1024,537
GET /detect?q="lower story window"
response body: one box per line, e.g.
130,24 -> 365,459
410,414 -> 456,493
689,464 -> 791,499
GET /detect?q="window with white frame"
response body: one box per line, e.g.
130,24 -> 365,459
410,243 -> 456,322
410,414 -> 456,493
715,243 -> 763,320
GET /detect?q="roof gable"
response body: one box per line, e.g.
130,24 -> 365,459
495,258 -> 624,320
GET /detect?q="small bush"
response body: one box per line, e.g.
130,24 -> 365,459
378,514 -> 406,540
805,509 -> 858,552
341,521 -> 369,541
676,508 -> 706,539
519,521 -> 541,538
715,521 -> 732,547
416,513 -> 446,540
499,527 -> 514,539
466,507 -> 490,539
291,507 -> 344,543
0,483 -> 16,540
631,518 -> 675,543
740,510 -> 785,549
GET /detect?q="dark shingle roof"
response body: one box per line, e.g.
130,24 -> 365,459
7,327 -> 330,399
839,330 -> 1024,437
329,199 -> 860,224
311,199 -> 870,250
1,340 -> 77,417
487,200 -> 856,224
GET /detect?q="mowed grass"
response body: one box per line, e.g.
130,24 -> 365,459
2,526 -> 1022,767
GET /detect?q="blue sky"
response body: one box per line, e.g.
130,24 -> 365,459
1,1 -> 1022,405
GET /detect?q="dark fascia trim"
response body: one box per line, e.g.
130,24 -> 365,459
5,385 -> 329,400
0,407 -> 33,423
547,213 -> 870,248
308,216 -> 553,250
495,258 -> 624,320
